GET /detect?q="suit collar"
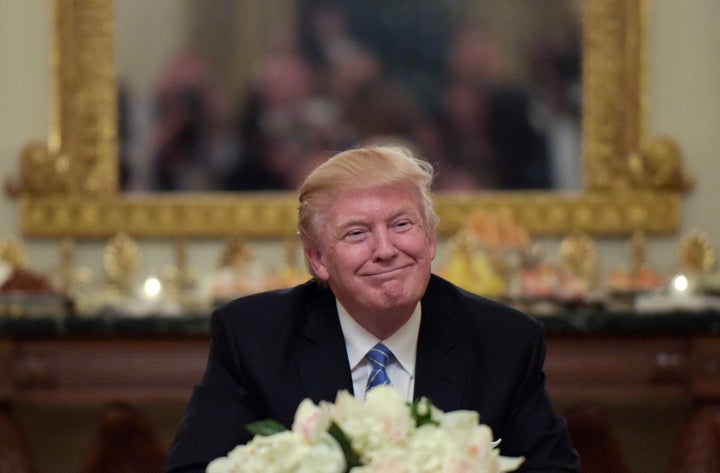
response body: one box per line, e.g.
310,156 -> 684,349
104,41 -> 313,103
292,277 -> 469,409
413,276 -> 467,410
294,283 -> 355,403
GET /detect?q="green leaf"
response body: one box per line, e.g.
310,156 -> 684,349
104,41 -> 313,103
410,397 -> 439,428
246,419 -> 287,436
328,422 -> 362,472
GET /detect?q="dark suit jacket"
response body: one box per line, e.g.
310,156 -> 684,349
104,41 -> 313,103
166,275 -> 579,472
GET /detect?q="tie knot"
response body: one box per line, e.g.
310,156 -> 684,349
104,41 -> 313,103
366,343 -> 392,368
365,343 -> 393,391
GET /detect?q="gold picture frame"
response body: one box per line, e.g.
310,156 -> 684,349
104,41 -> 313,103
16,0 -> 689,239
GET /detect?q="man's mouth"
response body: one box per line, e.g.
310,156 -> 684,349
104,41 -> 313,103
364,264 -> 412,278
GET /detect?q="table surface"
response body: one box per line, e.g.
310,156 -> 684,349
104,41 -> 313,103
1,308 -> 719,406
2,307 -> 720,337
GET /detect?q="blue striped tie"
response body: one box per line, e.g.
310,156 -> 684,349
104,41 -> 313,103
365,343 -> 393,392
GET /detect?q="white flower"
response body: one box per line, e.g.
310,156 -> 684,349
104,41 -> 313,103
206,457 -> 235,473
292,398 -> 332,444
206,429 -> 345,473
351,457 -> 414,473
295,433 -> 347,473
439,410 -> 480,431
206,387 -> 524,473
329,387 -> 414,463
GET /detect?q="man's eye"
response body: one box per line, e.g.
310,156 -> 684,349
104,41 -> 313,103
344,229 -> 367,240
393,220 -> 413,231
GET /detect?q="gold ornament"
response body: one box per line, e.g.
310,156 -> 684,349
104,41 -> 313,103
559,233 -> 597,281
628,137 -> 694,190
679,229 -> 717,273
103,233 -> 140,293
0,236 -> 28,269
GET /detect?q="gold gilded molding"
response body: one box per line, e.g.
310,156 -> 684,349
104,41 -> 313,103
17,0 -> 687,239
20,190 -> 681,239
583,0 -> 645,189
19,0 -> 117,196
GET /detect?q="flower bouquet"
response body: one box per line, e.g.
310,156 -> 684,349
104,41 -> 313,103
207,386 -> 524,473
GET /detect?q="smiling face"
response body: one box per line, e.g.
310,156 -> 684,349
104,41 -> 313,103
305,183 -> 437,336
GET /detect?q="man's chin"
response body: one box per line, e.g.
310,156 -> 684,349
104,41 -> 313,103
376,286 -> 418,307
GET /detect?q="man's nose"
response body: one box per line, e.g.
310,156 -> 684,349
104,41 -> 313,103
372,228 -> 398,260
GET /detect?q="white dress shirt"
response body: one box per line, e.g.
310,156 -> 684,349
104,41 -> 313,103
337,300 -> 421,402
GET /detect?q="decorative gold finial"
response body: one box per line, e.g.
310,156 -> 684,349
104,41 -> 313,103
163,238 -> 196,296
54,237 -> 93,293
219,237 -> 252,269
59,238 -> 76,290
679,229 -> 717,273
559,233 -> 597,282
103,233 -> 141,293
0,236 -> 28,269
629,230 -> 646,277
628,136 -> 694,191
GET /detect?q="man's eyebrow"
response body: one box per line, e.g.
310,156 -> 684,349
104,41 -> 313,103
333,206 -> 419,231
333,217 -> 368,234
390,206 -> 419,220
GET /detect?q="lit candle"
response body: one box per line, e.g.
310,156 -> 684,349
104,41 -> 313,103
142,275 -> 163,300
669,273 -> 693,297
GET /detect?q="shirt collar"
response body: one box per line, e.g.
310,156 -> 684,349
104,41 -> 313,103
337,300 -> 421,376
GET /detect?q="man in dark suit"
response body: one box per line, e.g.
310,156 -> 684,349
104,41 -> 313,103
166,146 -> 579,473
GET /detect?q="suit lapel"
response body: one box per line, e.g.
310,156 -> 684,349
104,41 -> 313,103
290,278 -> 470,410
414,281 -> 468,411
293,287 -> 355,403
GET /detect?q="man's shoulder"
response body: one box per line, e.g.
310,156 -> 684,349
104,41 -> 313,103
212,279 -> 332,322
426,274 -> 540,329
222,278 -> 316,304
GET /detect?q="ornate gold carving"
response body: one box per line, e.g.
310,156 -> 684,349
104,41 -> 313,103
628,136 -> 695,190
19,190 -> 681,238
559,233 -> 598,281
52,238 -> 93,292
219,236 -> 254,268
678,229 -> 717,273
163,239 -> 196,290
103,233 -> 140,293
583,0 -> 646,190
629,230 -> 647,276
16,0 -> 687,238
0,237 -> 28,269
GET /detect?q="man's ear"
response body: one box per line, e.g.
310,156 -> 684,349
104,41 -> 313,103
428,232 -> 438,261
304,246 -> 329,281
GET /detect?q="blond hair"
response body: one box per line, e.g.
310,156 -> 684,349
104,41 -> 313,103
297,145 -> 439,246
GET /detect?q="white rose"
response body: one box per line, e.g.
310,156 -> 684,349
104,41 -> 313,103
332,386 -> 414,461
220,431 -> 309,473
404,425 -> 461,473
205,456 -> 235,473
292,398 -> 332,444
439,410 -> 480,431
296,432 -> 347,473
351,456 -> 414,473
206,389 -> 524,473
327,390 -> 364,420
460,424 -> 511,473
